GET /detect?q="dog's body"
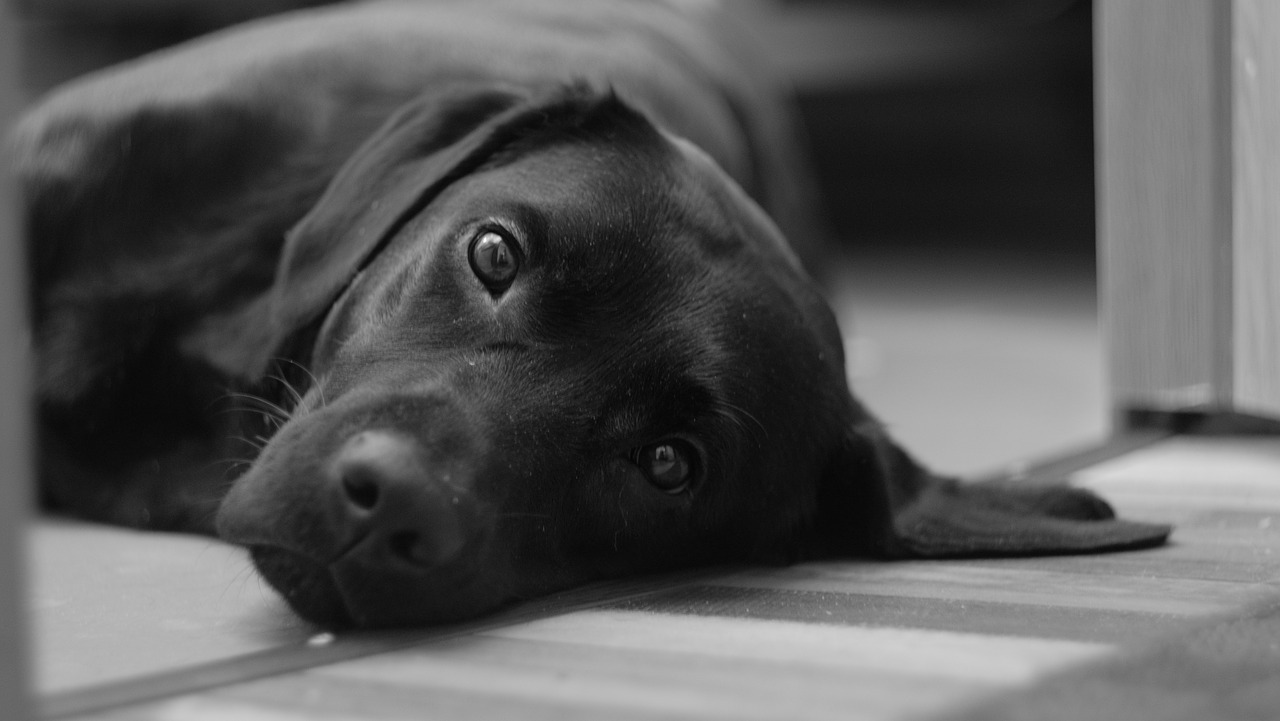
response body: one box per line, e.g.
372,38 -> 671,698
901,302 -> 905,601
15,0 -> 1169,628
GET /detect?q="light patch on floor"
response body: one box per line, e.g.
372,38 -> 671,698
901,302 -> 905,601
829,248 -> 1106,476
28,521 -> 310,694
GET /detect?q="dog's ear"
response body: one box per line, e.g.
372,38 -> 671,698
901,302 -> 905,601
266,84 -> 547,340
189,82 -> 604,377
813,418 -> 1172,558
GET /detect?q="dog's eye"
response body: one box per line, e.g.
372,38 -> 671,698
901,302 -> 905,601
635,440 -> 697,493
469,230 -> 520,290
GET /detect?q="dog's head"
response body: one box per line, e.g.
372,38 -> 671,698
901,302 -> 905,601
214,83 -> 1169,628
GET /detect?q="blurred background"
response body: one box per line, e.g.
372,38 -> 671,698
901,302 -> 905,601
8,0 -> 1106,475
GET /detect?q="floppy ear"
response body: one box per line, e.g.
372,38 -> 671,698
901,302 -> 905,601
813,418 -> 1172,559
187,82 -> 602,377
266,84 -> 542,337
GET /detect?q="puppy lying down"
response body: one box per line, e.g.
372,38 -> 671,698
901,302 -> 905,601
15,0 -> 1170,628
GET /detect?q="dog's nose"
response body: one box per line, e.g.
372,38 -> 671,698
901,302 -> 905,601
332,430 -> 470,568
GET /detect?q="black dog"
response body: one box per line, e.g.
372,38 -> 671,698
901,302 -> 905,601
14,0 -> 1169,628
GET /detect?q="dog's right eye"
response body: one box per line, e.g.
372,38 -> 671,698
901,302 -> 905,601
633,440 -> 698,494
469,229 -> 521,291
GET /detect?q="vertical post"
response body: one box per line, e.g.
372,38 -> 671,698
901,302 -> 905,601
1096,0 -> 1234,413
1231,0 -> 1280,418
1097,0 -> 1280,421
0,3 -> 33,720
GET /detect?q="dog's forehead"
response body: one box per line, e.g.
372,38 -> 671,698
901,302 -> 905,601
452,129 -> 806,293
663,134 -> 807,269
321,121 -> 840,396
449,132 -> 841,390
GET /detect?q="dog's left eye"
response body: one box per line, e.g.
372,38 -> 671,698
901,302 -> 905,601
635,440 -> 697,494
469,230 -> 521,291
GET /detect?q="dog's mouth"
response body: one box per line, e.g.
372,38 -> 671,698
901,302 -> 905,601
248,535 -> 500,628
250,545 -> 355,628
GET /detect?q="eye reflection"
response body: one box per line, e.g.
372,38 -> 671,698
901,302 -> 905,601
469,230 -> 520,290
636,440 -> 695,493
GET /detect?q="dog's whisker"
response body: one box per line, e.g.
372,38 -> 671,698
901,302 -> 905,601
222,560 -> 262,603
225,392 -> 293,422
209,398 -> 267,422
207,457 -> 254,474
274,357 -> 326,409
230,435 -> 267,453
268,372 -> 306,408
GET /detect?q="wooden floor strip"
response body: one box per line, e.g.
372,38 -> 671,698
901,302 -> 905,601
970,429 -> 1172,484
712,562 -> 1274,616
482,611 -> 1111,684
1076,437 -> 1280,511
957,552 -> 1279,585
85,662 -> 990,721
46,433 -> 1280,721
43,566 -> 738,720
307,632 -> 1001,721
603,584 -> 1185,644
73,617 -> 1108,721
945,592 -> 1280,721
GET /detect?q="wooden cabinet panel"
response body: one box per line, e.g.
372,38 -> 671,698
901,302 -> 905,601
1098,0 -> 1280,419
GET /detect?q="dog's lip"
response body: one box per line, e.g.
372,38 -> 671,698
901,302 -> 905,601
331,529 -> 370,564
332,525 -> 488,582
267,529 -> 492,626
249,545 -> 355,628
250,540 -> 487,628
327,538 -> 494,627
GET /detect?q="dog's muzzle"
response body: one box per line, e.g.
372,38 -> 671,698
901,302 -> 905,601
330,430 -> 476,569
217,394 -> 504,627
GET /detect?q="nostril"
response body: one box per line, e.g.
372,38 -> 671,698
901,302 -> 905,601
335,431 -> 419,514
342,469 -> 381,511
330,429 -> 473,569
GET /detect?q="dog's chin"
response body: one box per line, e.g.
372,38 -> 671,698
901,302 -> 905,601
250,546 -> 355,628
249,544 -> 516,628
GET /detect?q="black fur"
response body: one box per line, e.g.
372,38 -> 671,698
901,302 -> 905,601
15,1 -> 1170,628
